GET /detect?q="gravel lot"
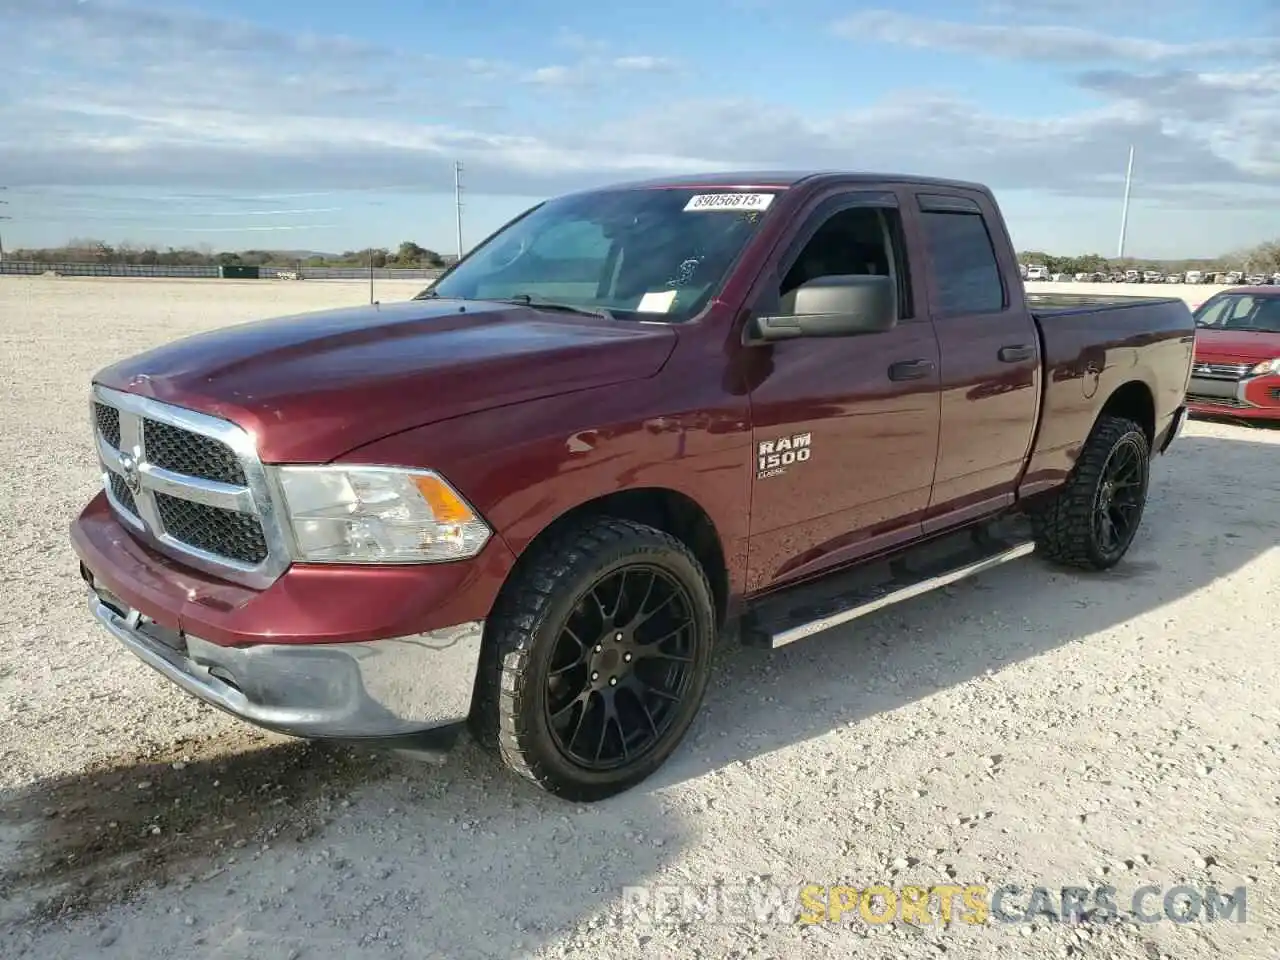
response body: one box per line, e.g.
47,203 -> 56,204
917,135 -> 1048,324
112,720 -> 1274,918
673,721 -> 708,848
1,276 -> 1276,959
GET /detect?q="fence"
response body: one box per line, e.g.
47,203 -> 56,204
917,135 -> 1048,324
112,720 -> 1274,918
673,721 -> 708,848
0,260 -> 446,281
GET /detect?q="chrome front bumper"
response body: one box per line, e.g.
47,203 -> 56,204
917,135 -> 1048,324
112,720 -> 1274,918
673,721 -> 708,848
87,587 -> 484,742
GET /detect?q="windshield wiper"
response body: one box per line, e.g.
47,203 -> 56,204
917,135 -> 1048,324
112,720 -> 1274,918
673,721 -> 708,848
498,294 -> 617,320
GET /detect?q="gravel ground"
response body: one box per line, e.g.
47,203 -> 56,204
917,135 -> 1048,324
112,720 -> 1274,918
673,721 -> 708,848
1,276 -> 1276,959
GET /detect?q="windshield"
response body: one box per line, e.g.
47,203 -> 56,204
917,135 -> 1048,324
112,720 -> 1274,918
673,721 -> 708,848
419,187 -> 780,322
1194,293 -> 1280,332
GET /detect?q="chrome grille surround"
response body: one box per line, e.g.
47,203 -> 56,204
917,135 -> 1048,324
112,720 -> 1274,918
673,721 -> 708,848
90,383 -> 293,589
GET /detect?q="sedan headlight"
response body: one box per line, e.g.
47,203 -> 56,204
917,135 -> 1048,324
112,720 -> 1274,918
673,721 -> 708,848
272,466 -> 491,563
1248,358 -> 1280,376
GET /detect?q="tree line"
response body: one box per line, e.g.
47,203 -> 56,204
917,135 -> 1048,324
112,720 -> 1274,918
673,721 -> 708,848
1015,239 -> 1280,276
8,236 -> 1280,276
5,239 -> 456,269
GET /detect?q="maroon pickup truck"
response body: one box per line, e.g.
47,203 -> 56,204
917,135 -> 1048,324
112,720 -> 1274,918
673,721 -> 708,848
72,172 -> 1195,801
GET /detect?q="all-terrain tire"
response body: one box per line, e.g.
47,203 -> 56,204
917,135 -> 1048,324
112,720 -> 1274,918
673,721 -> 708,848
468,516 -> 716,801
1029,414 -> 1151,570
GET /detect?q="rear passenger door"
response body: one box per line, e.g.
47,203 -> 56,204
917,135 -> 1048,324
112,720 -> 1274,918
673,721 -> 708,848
908,191 -> 1041,532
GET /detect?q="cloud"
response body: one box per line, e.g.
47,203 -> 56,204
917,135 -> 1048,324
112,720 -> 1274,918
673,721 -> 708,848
0,0 -> 1277,224
832,10 -> 1280,63
612,56 -> 678,72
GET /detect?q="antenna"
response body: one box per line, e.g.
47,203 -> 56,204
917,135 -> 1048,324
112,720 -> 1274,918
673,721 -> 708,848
454,161 -> 464,260
1117,145 -> 1135,259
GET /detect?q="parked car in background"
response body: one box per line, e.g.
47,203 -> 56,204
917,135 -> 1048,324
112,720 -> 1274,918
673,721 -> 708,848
1187,286 -> 1280,423
1166,273 -> 1184,284
1025,264 -> 1050,281
1185,271 -> 1203,284
1143,271 -> 1164,283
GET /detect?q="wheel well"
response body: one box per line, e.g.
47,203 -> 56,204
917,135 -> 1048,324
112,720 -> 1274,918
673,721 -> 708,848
509,489 -> 729,627
1100,381 -> 1155,446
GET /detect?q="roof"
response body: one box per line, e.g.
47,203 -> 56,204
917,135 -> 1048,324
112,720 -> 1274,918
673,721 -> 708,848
1222,285 -> 1280,296
568,170 -> 992,194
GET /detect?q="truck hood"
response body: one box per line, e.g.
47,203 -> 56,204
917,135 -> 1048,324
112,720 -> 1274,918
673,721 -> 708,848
94,298 -> 677,462
1193,327 -> 1280,362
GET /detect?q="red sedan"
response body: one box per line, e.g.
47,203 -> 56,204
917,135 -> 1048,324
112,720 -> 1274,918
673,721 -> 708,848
1187,286 -> 1280,422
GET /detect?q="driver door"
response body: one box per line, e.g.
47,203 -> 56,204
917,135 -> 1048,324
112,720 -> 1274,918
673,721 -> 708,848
743,190 -> 942,592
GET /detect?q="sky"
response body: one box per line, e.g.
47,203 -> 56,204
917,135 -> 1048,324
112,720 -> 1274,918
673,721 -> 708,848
1,0 -> 1277,259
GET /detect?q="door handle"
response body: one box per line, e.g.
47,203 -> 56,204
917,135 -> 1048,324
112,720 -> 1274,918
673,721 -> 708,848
888,359 -> 936,381
998,344 -> 1035,362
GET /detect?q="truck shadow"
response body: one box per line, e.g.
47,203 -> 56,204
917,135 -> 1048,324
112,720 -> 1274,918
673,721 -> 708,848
655,429 -> 1278,789
1,430 -> 1275,958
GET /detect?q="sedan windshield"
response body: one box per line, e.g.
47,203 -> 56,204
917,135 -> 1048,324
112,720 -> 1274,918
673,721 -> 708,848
1194,293 -> 1280,332
418,187 -> 781,322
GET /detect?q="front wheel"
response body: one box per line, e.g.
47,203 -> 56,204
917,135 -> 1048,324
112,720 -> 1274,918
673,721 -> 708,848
469,517 -> 716,801
1030,414 -> 1151,570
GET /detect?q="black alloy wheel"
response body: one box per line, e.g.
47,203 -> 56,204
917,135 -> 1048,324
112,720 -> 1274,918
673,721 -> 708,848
544,565 -> 696,771
469,516 -> 716,801
1093,433 -> 1147,562
1029,414 -> 1151,571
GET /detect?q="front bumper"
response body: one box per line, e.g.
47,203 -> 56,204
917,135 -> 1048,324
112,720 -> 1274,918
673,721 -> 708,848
1186,371 -> 1280,420
72,492 -> 516,742
85,575 -> 484,741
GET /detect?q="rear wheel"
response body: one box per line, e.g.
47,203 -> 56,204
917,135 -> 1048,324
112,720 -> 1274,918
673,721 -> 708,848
1030,414 -> 1151,570
469,517 -> 716,801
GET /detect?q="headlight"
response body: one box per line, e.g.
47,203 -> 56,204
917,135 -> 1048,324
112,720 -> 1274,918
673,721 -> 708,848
272,466 -> 491,563
1247,358 -> 1280,376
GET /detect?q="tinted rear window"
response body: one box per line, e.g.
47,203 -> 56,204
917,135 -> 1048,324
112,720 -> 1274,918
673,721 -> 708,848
920,211 -> 1005,315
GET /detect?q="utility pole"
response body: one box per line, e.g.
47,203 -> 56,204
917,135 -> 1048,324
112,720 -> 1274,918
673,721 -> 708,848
0,187 -> 9,263
1117,145 -> 1135,260
454,161 -> 464,261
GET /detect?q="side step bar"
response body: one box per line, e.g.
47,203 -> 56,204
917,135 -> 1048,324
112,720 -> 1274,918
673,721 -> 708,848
742,524 -> 1036,649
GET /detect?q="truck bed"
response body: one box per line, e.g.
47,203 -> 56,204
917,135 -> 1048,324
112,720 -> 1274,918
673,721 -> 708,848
1027,292 -> 1185,316
1020,292 -> 1195,497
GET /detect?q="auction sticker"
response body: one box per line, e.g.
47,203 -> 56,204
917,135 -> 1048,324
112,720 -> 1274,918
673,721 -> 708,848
684,192 -> 775,212
637,289 -> 677,313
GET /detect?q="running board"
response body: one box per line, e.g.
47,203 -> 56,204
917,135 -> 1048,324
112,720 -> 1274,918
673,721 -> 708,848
742,524 -> 1036,649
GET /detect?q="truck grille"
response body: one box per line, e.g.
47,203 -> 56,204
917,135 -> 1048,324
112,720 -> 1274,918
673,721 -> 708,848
154,493 -> 269,564
143,420 -> 248,487
90,385 -> 289,588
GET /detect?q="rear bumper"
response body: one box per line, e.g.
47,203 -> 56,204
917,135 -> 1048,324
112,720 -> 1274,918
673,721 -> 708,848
1157,404 -> 1188,454
72,492 -> 517,741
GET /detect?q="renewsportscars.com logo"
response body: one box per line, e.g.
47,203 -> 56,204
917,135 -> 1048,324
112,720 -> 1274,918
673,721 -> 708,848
618,882 -> 1249,926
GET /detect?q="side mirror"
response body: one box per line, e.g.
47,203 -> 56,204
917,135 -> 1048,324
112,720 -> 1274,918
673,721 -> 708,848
751,275 -> 898,341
